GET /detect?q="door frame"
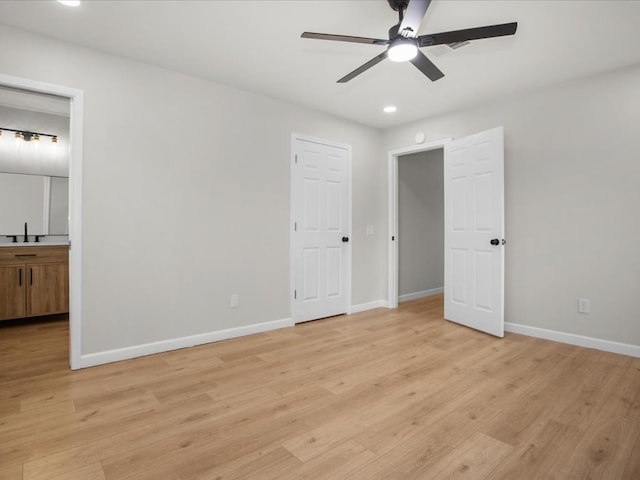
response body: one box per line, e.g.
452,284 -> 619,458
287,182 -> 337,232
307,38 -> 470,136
0,73 -> 84,370
387,138 -> 451,308
290,133 -> 352,323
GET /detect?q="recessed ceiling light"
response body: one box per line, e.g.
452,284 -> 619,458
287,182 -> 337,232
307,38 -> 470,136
57,0 -> 81,6
383,106 -> 397,113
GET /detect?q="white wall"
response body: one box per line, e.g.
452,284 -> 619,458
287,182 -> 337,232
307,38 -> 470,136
384,64 -> 640,347
0,25 -> 387,358
398,149 -> 444,297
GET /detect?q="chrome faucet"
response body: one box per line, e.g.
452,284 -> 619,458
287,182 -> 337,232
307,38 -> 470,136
24,222 -> 29,243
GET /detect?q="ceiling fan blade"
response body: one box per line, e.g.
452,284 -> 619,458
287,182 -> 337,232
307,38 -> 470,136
302,32 -> 388,46
418,22 -> 517,47
410,51 -> 444,81
338,51 -> 389,83
399,0 -> 432,37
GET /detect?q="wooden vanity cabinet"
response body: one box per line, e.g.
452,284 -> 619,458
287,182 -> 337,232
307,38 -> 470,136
0,265 -> 26,319
0,246 -> 69,321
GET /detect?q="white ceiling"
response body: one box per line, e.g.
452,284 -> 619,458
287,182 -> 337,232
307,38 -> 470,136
0,0 -> 639,129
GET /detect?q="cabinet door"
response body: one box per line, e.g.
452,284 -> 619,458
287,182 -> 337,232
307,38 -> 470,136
0,265 -> 26,321
26,263 -> 69,317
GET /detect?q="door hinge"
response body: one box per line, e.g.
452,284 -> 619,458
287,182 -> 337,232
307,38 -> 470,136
295,154 -> 298,164
294,290 -> 297,299
294,222 -> 297,231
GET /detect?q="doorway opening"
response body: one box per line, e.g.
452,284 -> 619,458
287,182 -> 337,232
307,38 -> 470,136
389,128 -> 506,338
0,74 -> 84,369
388,138 -> 451,308
397,148 -> 444,304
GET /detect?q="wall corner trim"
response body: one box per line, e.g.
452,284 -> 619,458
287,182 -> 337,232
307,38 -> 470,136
77,317 -> 294,369
504,322 -> 640,358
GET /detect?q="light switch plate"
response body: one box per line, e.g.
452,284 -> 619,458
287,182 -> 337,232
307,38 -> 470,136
230,294 -> 239,308
578,298 -> 590,314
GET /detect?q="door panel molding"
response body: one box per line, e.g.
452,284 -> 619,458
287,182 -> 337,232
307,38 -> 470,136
444,126 -> 505,337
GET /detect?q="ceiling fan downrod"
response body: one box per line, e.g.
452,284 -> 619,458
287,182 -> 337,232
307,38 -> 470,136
388,0 -> 409,25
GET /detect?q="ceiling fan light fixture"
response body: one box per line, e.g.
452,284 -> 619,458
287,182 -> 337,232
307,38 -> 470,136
301,1 -> 517,83
387,38 -> 418,62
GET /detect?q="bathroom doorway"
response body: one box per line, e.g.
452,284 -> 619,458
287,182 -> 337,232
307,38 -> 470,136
0,74 -> 83,369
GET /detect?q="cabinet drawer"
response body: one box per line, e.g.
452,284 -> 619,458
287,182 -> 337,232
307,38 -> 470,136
0,246 -> 68,265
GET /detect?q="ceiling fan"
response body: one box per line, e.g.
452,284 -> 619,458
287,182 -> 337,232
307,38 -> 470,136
301,0 -> 517,83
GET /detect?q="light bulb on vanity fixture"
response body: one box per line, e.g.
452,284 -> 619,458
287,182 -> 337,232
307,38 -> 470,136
0,127 -> 58,143
57,0 -> 81,6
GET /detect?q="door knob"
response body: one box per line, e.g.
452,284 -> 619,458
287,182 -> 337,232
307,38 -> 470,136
342,236 -> 349,243
490,238 -> 500,246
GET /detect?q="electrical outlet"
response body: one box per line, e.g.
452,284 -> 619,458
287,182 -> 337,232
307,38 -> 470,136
366,224 -> 374,236
578,298 -> 590,314
230,294 -> 239,309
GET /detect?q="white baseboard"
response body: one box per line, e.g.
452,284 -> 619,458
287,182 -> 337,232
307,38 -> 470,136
350,300 -> 389,314
399,287 -> 444,303
77,317 -> 294,369
504,322 -> 640,358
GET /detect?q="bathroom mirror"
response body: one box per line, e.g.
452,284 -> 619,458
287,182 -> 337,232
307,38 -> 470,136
0,87 -> 70,239
0,172 -> 68,236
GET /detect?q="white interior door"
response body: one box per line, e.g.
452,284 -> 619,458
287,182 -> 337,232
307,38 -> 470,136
444,126 -> 505,337
293,137 -> 350,323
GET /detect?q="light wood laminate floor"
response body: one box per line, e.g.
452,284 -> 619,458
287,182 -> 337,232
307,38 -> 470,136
1,295 -> 639,479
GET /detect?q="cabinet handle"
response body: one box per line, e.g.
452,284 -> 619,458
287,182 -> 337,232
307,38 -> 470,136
19,268 -> 22,286
30,268 -> 33,286
15,254 -> 37,257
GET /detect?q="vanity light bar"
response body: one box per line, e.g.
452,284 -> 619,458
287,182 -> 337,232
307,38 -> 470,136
0,127 -> 58,143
